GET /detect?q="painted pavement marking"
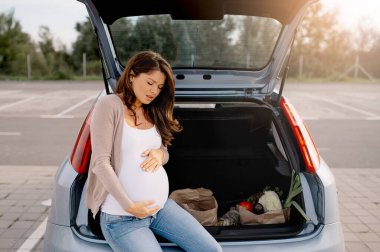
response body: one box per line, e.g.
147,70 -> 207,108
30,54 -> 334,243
0,97 -> 37,111
40,95 -> 96,118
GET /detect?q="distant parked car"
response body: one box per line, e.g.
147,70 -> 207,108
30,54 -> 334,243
44,0 -> 345,251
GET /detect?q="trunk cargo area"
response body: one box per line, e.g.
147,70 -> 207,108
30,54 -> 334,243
163,103 -> 305,240
73,102 -> 306,241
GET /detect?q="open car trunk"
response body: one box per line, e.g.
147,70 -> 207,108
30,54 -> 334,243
73,100 -> 306,241
164,101 -> 305,240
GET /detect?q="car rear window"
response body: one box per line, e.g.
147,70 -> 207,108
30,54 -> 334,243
109,15 -> 282,70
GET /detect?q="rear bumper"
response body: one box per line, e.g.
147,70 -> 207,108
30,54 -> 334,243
220,222 -> 345,252
44,221 -> 111,252
44,221 -> 345,252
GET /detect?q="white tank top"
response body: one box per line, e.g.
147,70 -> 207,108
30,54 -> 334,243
101,122 -> 169,216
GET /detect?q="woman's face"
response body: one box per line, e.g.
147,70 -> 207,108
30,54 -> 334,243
130,70 -> 166,107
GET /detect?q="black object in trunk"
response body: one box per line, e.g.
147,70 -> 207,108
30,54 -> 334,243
163,104 -> 305,240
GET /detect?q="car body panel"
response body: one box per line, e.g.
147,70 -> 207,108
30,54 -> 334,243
45,215 -> 344,251
90,0 -> 313,25
47,157 -> 78,227
299,173 -> 318,225
44,99 -> 345,251
44,0 -> 345,251
316,158 -> 341,224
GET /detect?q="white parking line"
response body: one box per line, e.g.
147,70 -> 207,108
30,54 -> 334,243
365,117 -> 380,120
41,199 -> 52,206
0,132 -> 21,136
16,217 -> 48,252
15,199 -> 52,252
0,97 -> 37,111
300,94 -> 380,118
40,95 -> 96,118
337,92 -> 378,100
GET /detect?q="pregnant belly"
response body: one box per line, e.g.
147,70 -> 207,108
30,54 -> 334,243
122,166 -> 169,210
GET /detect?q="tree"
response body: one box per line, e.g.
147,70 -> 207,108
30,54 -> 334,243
110,17 -> 137,64
37,26 -> 72,79
109,15 -> 237,68
289,3 -> 354,78
0,10 -> 33,76
360,31 -> 380,78
129,15 -> 176,62
71,17 -> 101,76
183,17 -> 236,68
235,16 -> 281,69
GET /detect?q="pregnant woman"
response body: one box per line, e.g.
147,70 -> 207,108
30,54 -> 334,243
86,51 -> 222,252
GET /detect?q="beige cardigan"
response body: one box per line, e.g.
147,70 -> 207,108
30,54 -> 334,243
86,94 -> 169,218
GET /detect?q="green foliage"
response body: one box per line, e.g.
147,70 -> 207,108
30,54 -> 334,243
133,16 -> 176,61
178,17 -> 236,68
110,18 -> 135,63
71,17 -> 101,75
111,16 -> 177,65
1,3 -> 380,80
36,26 -> 74,79
0,10 -> 32,75
359,30 -> 380,79
284,170 -> 310,221
235,17 -> 281,68
86,60 -> 102,76
288,2 -> 355,79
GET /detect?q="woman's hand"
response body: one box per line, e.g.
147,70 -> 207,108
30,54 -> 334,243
140,148 -> 164,172
126,200 -> 160,219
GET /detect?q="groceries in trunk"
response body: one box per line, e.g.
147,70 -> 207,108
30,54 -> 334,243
169,187 -> 218,226
169,170 -> 310,226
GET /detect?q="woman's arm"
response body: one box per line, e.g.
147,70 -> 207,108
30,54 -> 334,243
90,96 -> 160,218
90,96 -> 133,209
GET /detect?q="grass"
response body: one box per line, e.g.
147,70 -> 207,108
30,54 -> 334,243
0,74 -> 103,81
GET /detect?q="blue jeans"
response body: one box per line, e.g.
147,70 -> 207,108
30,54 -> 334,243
100,198 -> 222,252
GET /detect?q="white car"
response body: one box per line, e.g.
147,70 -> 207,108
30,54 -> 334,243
44,0 -> 345,251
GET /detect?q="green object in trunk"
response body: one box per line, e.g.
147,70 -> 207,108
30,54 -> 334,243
284,170 -> 310,221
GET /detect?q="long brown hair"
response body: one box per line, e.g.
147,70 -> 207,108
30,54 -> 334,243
115,51 -> 182,146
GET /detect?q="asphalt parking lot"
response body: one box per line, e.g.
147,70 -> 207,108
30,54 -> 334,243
0,80 -> 380,252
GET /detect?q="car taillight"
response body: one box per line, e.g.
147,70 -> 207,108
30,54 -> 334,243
280,97 -> 320,173
70,107 -> 93,174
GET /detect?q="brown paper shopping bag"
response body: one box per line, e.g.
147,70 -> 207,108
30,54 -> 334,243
238,205 -> 291,225
169,188 -> 218,226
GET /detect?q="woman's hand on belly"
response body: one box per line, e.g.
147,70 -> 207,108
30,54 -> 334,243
140,148 -> 165,172
126,200 -> 160,218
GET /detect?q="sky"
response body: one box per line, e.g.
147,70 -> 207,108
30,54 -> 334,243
320,0 -> 380,29
1,0 -> 88,49
1,0 -> 380,50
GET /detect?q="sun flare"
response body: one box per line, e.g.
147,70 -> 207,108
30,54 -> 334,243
320,0 -> 380,30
